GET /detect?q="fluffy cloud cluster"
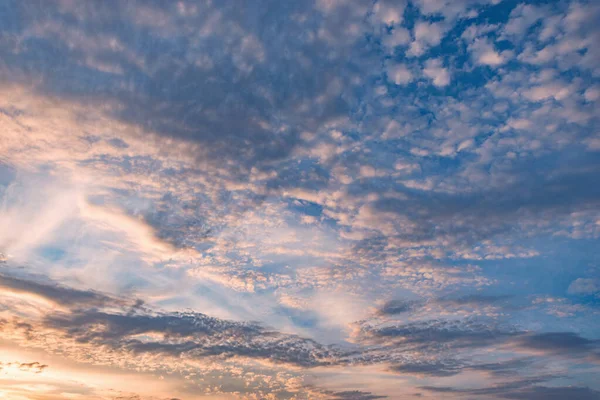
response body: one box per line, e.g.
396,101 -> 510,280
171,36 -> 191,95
0,0 -> 599,398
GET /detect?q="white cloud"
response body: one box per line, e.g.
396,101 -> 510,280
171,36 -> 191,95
503,4 -> 543,38
409,21 -> 445,56
584,86 -> 600,102
567,278 -> 600,295
371,0 -> 406,26
522,82 -> 572,102
469,39 -> 508,66
423,58 -> 451,87
386,63 -> 413,85
382,26 -> 411,49
583,137 -> 600,151
413,0 -> 499,21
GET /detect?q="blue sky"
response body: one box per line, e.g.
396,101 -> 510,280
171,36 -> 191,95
0,0 -> 599,399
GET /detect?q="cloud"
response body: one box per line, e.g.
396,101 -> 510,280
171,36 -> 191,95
327,390 -> 387,400
469,38 -> 508,66
377,299 -> 417,315
1,0 -> 600,398
409,21 -> 446,56
0,273 -> 343,374
0,0 -> 369,185
382,26 -> 411,50
423,58 -> 450,87
371,0 -> 406,26
499,386 -> 600,400
363,151 -> 600,248
39,298 -> 337,369
386,63 -> 413,85
375,294 -> 510,317
355,318 -> 520,351
413,0 -> 501,21
511,332 -> 600,360
421,382 -> 600,400
567,278 -> 600,296
437,294 -> 512,306
5,271 -> 595,398
0,273 -> 119,309
584,86 -> 600,102
390,360 -> 462,377
0,361 -> 48,374
466,358 -> 533,377
43,309 -> 341,368
502,4 -> 543,38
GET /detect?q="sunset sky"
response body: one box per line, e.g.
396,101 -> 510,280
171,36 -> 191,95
1,0 -> 599,399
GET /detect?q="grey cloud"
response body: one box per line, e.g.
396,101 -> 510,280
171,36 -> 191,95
422,382 -> 600,400
107,138 -> 129,149
357,318 -> 520,350
390,360 -> 463,377
0,274 -> 117,308
113,396 -> 181,400
377,299 -> 418,315
0,0 -> 370,180
351,318 -> 536,378
389,358 -> 533,378
376,294 -> 511,317
418,385 -> 456,393
1,273 -> 339,367
327,390 -> 387,400
0,0 -> 375,258
438,294 -> 512,306
467,358 -> 533,377
6,273 -> 598,374
513,332 -> 600,360
44,309 -> 339,367
369,151 -> 600,247
388,354 -> 533,379
420,376 -> 554,395
500,386 -> 600,400
4,272 -> 600,395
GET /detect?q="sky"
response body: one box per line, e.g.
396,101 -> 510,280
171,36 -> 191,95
0,0 -> 599,399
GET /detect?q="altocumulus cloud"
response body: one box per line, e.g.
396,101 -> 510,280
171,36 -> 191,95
1,0 -> 600,399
